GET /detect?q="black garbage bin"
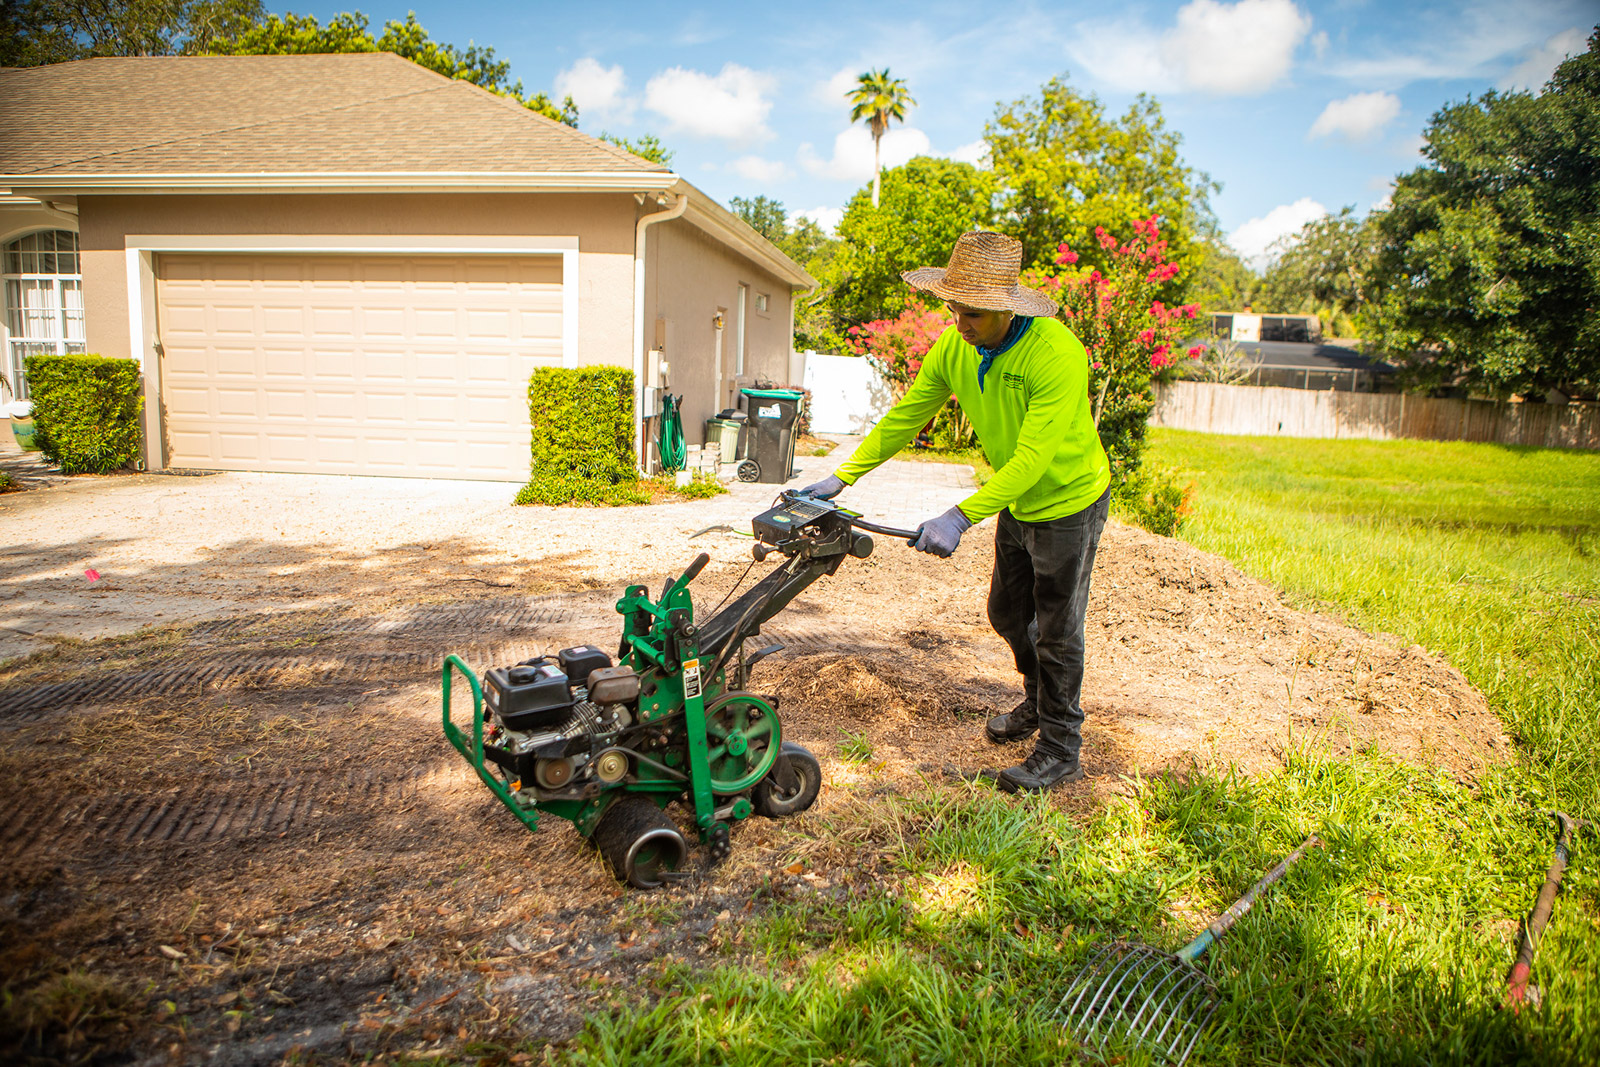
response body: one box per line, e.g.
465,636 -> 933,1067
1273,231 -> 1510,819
735,388 -> 804,484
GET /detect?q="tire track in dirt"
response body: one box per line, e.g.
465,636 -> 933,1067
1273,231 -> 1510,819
0,613 -> 882,721
0,766 -> 456,862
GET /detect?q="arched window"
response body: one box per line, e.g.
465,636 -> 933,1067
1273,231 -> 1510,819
4,230 -> 85,398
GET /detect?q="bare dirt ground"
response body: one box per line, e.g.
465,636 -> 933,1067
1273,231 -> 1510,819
0,456 -> 1506,1065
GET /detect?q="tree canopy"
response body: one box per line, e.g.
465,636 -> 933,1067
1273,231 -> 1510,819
0,4 -> 580,125
1186,238 -> 1257,315
1360,28 -> 1600,397
826,156 -> 996,328
985,79 -> 1219,281
1259,207 -> 1376,336
208,12 -> 578,124
0,0 -> 263,63
599,133 -> 673,167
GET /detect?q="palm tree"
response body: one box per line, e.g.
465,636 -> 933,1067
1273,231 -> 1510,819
848,68 -> 916,208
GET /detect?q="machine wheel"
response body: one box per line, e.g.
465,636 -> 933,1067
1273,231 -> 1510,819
752,742 -> 822,818
592,796 -> 687,889
736,458 -> 761,482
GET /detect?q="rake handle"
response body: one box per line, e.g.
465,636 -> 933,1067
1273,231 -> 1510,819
1177,834 -> 1321,964
1505,812 -> 1581,1010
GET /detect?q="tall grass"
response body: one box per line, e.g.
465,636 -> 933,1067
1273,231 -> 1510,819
551,432 -> 1599,1067
1146,430 -> 1600,817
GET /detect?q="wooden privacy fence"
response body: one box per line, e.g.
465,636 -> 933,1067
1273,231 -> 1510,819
1150,381 -> 1600,450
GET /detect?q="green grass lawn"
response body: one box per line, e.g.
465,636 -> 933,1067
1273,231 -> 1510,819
546,431 -> 1599,1067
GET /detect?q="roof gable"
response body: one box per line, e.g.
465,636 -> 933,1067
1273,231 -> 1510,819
0,53 -> 669,178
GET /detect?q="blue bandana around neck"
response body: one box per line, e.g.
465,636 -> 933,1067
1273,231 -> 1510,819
976,316 -> 1033,391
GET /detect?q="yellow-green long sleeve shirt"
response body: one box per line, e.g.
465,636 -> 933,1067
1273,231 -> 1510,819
835,319 -> 1110,523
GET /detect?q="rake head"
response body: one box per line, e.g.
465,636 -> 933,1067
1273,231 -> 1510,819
1057,940 -> 1219,1066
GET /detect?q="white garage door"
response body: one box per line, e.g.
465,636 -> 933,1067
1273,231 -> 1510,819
155,253 -> 564,480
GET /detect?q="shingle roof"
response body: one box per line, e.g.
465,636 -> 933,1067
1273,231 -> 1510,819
0,53 -> 671,179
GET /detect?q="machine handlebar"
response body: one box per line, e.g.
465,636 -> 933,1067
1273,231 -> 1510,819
849,516 -> 920,543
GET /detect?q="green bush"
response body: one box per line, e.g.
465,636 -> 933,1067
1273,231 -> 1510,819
22,354 -> 143,474
1112,462 -> 1192,537
515,366 -> 644,506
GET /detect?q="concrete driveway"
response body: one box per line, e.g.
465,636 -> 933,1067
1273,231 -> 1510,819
0,438 -> 976,662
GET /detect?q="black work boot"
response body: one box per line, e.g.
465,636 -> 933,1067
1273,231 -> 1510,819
997,747 -> 1083,793
985,698 -> 1038,743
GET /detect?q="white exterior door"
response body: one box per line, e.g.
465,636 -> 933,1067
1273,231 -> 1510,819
155,253 -> 563,480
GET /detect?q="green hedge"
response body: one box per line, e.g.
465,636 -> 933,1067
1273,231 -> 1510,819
515,366 -> 645,506
23,354 -> 144,474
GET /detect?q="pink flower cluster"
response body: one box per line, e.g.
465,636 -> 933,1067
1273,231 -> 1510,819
1043,215 -> 1194,400
847,300 -> 953,394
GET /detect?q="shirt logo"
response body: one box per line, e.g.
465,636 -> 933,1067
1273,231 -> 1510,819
1002,372 -> 1026,389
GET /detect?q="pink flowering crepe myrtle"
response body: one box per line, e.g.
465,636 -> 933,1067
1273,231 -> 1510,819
847,217 -> 1205,441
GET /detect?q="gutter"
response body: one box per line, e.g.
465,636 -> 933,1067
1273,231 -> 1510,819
633,192 -> 689,472
0,171 -> 679,197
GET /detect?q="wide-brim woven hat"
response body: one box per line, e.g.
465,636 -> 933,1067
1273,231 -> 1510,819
901,231 -> 1058,317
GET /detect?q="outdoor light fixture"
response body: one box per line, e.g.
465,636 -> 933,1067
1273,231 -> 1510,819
713,313 -> 725,330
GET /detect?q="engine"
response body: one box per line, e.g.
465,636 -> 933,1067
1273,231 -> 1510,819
481,645 -> 643,796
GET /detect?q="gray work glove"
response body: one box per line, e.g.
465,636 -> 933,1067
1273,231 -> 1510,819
796,474 -> 846,500
911,506 -> 972,558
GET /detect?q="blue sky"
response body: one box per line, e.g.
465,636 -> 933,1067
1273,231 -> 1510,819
304,0 -> 1593,267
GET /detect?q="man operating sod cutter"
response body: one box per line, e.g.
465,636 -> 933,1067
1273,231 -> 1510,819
800,231 -> 1111,793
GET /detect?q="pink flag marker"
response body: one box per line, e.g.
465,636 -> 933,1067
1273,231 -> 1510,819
84,568 -> 101,582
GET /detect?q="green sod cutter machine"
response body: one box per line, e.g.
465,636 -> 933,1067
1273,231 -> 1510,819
442,491 -> 918,889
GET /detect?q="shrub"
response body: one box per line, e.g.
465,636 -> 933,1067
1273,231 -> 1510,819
1112,463 -> 1193,537
22,354 -> 143,474
516,366 -> 644,506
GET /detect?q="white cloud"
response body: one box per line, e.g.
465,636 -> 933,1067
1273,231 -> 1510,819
1499,27 -> 1587,92
1164,0 -> 1315,94
947,139 -> 990,168
729,155 -> 791,183
799,125 -> 932,181
554,58 -> 632,125
644,64 -> 776,144
1308,91 -> 1402,142
1229,197 -> 1327,270
1070,0 -> 1314,96
792,206 -> 844,235
815,66 -> 859,108
1330,7 -> 1583,89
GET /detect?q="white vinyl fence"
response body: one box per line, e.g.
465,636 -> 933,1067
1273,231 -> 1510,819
1151,380 -> 1600,450
803,351 -> 897,435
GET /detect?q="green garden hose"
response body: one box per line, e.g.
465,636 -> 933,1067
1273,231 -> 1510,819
658,392 -> 687,472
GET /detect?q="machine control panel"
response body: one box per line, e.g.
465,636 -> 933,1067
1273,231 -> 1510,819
752,492 -> 849,546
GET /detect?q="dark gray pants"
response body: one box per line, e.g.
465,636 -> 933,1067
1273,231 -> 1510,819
985,488 -> 1109,762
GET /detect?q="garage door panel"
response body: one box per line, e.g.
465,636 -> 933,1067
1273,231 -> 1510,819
264,433 -> 310,462
263,389 -> 309,419
212,305 -> 258,336
362,308 -> 407,338
157,252 -> 558,479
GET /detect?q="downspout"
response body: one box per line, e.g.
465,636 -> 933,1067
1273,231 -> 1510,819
634,192 -> 688,471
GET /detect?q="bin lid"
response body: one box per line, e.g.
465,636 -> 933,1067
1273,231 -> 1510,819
740,387 -> 804,400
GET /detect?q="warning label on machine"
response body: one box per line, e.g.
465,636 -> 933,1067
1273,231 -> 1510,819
683,659 -> 703,699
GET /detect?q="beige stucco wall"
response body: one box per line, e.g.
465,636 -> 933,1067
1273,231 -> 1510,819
646,218 -> 797,447
76,192 -> 640,369
0,202 -> 79,248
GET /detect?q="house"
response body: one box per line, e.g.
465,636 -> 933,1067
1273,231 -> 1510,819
1208,311 -> 1322,344
0,53 -> 814,480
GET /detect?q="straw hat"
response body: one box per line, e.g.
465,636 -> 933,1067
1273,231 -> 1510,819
901,231 -> 1058,317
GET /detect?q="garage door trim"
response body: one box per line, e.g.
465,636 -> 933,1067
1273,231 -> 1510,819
126,234 -> 579,473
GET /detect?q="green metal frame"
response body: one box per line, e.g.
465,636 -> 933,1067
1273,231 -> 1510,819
441,554 -> 780,850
